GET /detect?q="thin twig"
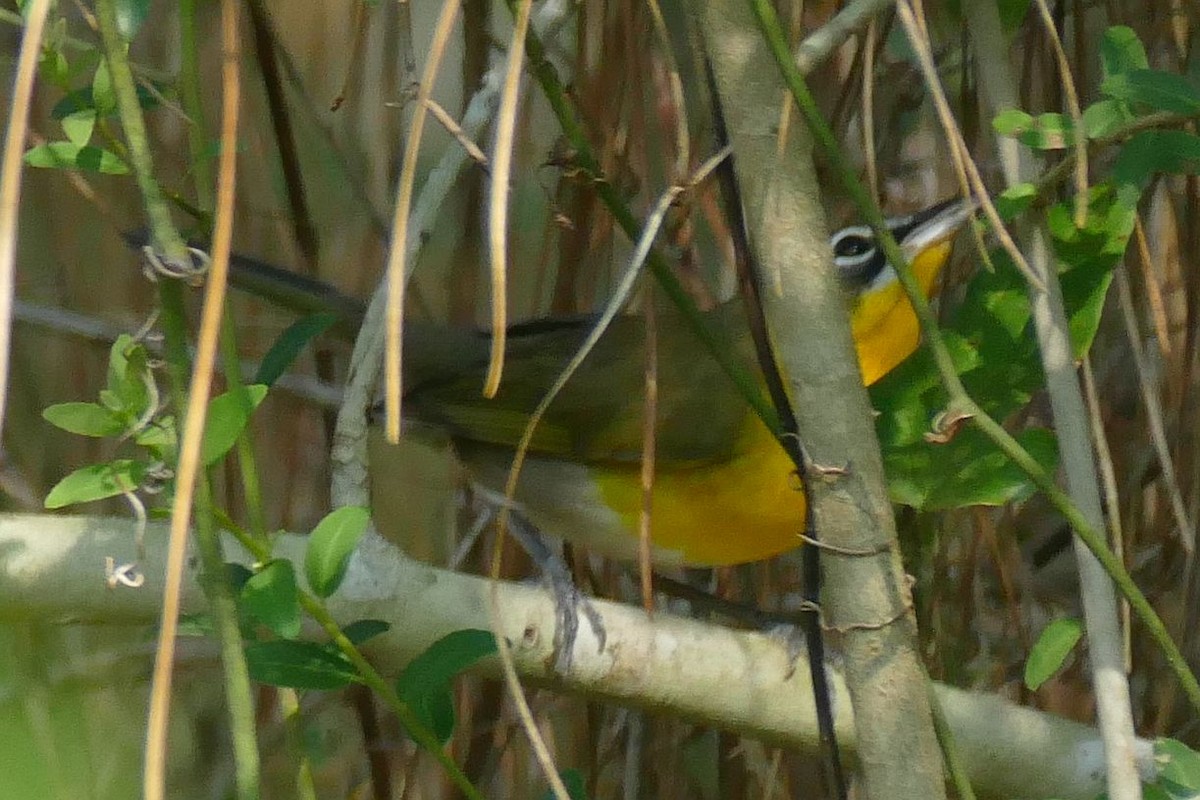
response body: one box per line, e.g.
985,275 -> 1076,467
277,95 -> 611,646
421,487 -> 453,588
862,19 -> 879,201
894,1 -> 1044,292
485,0 -> 534,398
1116,264 -> 1194,555
793,0 -> 894,74
385,0 -> 462,442
424,97 -> 488,165
1131,213 -> 1174,360
645,0 -> 689,178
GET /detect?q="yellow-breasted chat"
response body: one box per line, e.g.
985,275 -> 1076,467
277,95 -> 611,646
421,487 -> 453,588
391,197 -> 976,568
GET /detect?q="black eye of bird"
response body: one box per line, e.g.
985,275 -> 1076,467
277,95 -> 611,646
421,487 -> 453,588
833,234 -> 873,259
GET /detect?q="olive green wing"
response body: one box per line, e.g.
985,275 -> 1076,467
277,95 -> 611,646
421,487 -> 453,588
402,307 -> 757,467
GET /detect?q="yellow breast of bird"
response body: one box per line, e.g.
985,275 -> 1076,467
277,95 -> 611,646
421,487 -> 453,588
588,415 -> 804,567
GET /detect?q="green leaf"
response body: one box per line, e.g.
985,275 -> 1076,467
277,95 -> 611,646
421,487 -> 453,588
91,61 -> 116,116
1112,130 -> 1200,188
42,402 -> 124,437
106,334 -> 135,395
1100,26 -> 1148,78
1142,783 -> 1176,800
50,89 -> 96,120
396,629 -> 498,744
996,0 -> 1031,30
241,560 -> 302,640
886,427 -> 1056,510
24,142 -> 129,174
115,339 -> 151,415
60,108 -> 95,148
225,563 -> 254,593
255,313 -> 338,387
1082,99 -> 1133,139
342,619 -> 391,645
245,640 -> 359,689
992,110 -> 1075,150
994,183 -> 1036,221
39,37 -> 70,88
134,416 -> 176,453
102,334 -> 152,420
304,506 -> 371,598
1102,69 -> 1200,116
992,108 -> 1032,136
44,459 -> 146,508
51,84 -> 160,119
1156,739 -> 1200,793
200,384 -> 269,465
872,331 -> 981,449
1024,617 -> 1083,690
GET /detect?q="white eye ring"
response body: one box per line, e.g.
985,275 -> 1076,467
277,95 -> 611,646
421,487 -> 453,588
830,224 -> 877,267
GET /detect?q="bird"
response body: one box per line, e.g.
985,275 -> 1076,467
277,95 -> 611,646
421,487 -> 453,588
391,197 -> 977,568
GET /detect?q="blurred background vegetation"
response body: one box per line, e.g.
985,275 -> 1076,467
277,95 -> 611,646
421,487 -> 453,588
3,0 -> 1200,797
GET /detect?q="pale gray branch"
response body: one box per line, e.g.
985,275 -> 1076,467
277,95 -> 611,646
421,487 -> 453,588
0,515 -> 1156,800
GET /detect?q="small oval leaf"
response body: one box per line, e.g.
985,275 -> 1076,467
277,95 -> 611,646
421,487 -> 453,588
255,313 -> 338,387
23,142 -> 129,174
342,619 -> 391,645
1156,738 -> 1200,791
61,108 -> 96,148
43,402 -> 125,437
44,460 -> 145,509
305,506 -> 371,598
245,640 -> 358,689
396,629 -> 498,744
201,384 -> 269,465
241,560 -> 302,640
1025,617 -> 1084,690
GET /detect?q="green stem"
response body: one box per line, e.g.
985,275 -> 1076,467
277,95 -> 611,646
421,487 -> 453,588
179,0 -> 214,210
154,280 -> 264,797
279,688 -> 319,800
747,0 -> 1200,716
94,0 -> 187,263
219,312 -> 268,538
192,479 -> 262,800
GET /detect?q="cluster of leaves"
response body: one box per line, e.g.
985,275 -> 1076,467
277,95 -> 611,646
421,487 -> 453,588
230,503 -> 497,745
41,333 -> 268,509
870,24 -> 1200,513
1139,740 -> 1200,800
43,312 -> 497,753
993,26 -> 1200,201
869,186 -> 1133,511
23,2 -> 157,176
